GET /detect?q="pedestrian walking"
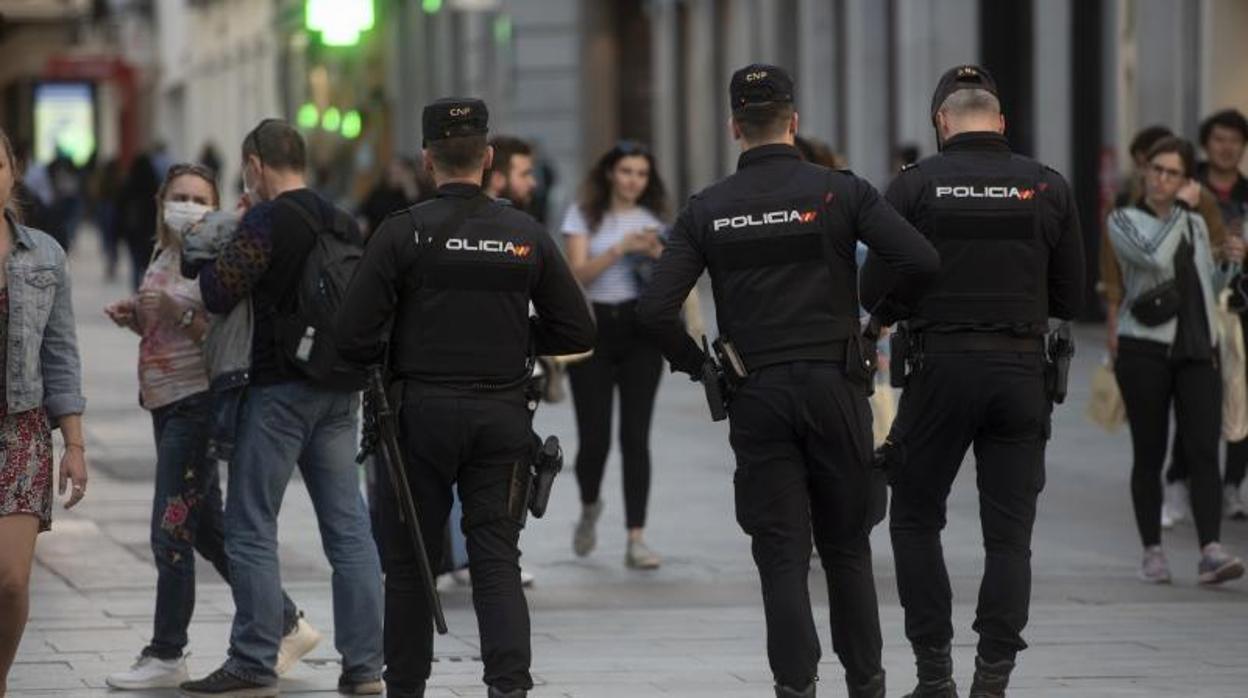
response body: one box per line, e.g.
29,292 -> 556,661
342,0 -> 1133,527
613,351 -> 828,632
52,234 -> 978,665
179,119 -> 384,697
1197,109 -> 1248,520
103,162 -> 320,690
0,125 -> 88,696
336,98 -> 595,698
1099,125 -> 1230,529
639,64 -> 939,698
1108,135 -> 1246,586
862,65 -> 1085,696
562,140 -> 669,569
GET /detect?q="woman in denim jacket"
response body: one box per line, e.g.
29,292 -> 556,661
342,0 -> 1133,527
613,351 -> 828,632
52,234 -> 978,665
0,128 -> 88,694
103,164 -> 316,690
1109,136 -> 1246,586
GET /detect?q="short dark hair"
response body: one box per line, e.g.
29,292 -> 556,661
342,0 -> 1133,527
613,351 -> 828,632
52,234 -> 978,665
242,119 -> 306,172
427,134 -> 489,176
1146,136 -> 1196,178
1199,109 -> 1248,146
1129,125 -> 1173,159
487,136 -> 532,179
733,103 -> 795,143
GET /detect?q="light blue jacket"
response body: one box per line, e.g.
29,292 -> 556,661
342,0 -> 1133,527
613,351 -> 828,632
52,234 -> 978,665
1108,205 -> 1238,347
5,211 -> 85,421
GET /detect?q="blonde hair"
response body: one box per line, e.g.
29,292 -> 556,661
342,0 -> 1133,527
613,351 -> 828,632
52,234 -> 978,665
0,127 -> 22,224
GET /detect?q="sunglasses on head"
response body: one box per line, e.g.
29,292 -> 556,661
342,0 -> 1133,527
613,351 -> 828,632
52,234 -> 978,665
614,139 -> 650,156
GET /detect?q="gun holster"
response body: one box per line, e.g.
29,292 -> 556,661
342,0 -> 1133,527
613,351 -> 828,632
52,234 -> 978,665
889,324 -> 917,389
528,435 -> 563,518
1045,322 -> 1075,404
846,318 -> 882,395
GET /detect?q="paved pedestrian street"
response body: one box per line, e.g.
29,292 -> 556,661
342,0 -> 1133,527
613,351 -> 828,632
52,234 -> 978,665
13,246 -> 1248,696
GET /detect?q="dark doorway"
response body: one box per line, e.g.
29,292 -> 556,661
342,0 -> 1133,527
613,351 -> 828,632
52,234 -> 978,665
1070,0 -> 1105,320
616,0 -> 653,145
979,0 -> 1034,156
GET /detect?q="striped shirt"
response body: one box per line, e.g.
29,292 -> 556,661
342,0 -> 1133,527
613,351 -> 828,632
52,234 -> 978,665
561,204 -> 664,304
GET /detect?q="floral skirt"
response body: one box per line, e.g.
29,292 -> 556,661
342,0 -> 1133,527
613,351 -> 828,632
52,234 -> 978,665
0,407 -> 56,532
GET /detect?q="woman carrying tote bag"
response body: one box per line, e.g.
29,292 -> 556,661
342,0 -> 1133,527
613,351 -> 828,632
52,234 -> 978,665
1109,136 -> 1245,585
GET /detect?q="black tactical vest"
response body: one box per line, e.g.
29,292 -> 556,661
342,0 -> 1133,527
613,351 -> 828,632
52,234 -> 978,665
401,196 -> 540,384
912,155 -> 1049,326
700,167 -> 860,368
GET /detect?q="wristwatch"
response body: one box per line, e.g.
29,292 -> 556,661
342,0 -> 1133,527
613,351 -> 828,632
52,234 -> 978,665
178,308 -> 196,329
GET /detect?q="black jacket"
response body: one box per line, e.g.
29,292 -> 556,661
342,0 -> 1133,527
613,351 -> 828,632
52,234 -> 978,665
861,132 -> 1085,331
336,183 -> 595,386
637,143 -> 939,375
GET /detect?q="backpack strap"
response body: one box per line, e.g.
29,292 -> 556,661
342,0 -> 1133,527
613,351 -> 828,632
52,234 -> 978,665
277,196 -> 324,235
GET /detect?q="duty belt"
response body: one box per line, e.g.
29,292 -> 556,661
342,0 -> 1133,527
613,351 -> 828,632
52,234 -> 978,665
919,332 -> 1045,354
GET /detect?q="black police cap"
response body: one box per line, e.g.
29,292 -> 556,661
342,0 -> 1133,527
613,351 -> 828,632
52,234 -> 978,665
929,64 -> 999,124
422,98 -> 489,145
729,64 -> 794,112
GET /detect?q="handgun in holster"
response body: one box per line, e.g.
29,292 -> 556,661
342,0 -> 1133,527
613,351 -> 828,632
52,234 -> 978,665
889,323 -> 917,389
507,434 -> 564,525
699,335 -> 748,422
1045,322 -> 1075,404
846,317 -> 883,395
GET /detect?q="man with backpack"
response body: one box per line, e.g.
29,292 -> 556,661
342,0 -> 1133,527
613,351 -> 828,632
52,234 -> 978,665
181,119 -> 384,697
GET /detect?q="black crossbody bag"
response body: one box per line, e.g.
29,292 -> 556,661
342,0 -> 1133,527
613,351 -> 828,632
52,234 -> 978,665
1130,217 -> 1195,327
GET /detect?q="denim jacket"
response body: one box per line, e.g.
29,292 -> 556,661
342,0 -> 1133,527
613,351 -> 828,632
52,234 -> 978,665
1108,205 -> 1238,346
5,212 -> 86,421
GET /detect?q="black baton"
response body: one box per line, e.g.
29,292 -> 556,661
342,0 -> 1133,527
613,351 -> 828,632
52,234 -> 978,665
368,367 -> 448,635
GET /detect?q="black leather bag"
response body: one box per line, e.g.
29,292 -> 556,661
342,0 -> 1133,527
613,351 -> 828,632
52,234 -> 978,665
1130,279 -> 1180,326
1130,219 -> 1194,327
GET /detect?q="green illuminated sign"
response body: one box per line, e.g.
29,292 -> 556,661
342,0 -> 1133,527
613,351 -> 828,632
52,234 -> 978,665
423,0 -> 442,14
341,110 -> 362,139
297,103 -> 319,129
322,107 -> 342,132
305,0 -> 375,47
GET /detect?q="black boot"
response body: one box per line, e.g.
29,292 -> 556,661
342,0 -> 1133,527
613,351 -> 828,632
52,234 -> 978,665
968,656 -> 1013,698
847,672 -> 886,698
487,687 -> 526,698
903,645 -> 958,698
775,682 -> 816,697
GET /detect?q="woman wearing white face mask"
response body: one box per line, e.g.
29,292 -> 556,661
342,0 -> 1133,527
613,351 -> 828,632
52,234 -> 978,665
104,165 -> 318,690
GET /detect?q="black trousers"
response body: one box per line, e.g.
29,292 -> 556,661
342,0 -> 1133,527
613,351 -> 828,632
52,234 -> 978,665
728,362 -> 883,689
1115,339 -> 1222,548
567,301 -> 664,528
887,351 -> 1049,665
379,384 -> 533,695
1168,316 -> 1248,488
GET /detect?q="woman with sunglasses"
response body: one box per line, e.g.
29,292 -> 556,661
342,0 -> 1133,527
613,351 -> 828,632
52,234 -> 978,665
562,141 -> 669,569
1109,136 -> 1246,586
104,164 -> 317,690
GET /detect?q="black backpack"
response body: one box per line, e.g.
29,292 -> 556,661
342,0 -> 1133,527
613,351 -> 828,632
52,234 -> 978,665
274,196 -> 367,391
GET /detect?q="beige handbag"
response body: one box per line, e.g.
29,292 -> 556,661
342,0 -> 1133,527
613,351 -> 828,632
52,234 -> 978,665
1217,291 -> 1248,441
1086,361 -> 1126,433
869,384 -> 897,448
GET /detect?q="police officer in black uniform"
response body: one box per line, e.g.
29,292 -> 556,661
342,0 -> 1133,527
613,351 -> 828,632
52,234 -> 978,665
336,98 -> 595,698
637,64 -> 940,698
861,66 -> 1085,698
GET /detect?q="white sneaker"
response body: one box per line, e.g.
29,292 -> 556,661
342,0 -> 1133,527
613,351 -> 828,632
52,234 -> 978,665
520,568 -> 536,587
275,615 -> 323,675
1225,484 -> 1248,521
1163,481 -> 1190,527
105,654 -> 189,689
446,567 -> 535,587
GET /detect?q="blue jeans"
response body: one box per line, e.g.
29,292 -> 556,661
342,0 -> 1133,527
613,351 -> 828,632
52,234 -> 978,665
145,391 -> 299,660
223,382 -> 383,684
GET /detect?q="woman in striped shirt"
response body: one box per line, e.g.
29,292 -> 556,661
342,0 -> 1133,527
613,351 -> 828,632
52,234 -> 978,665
562,141 -> 669,570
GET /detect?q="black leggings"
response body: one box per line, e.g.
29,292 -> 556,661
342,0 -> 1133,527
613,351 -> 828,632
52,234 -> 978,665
568,301 -> 664,529
1116,339 -> 1222,548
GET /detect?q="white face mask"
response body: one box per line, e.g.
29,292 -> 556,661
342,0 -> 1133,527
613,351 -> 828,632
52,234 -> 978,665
163,200 -> 213,235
